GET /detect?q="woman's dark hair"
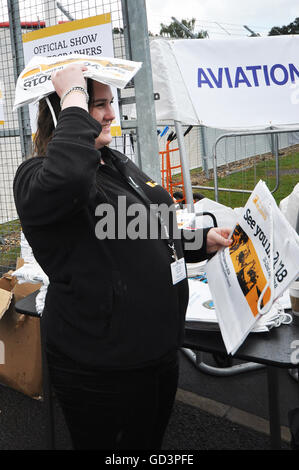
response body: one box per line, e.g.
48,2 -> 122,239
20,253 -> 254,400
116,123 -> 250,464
33,78 -> 94,156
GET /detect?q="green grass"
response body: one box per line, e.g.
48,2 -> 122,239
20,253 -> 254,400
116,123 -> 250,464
0,247 -> 21,270
0,219 -> 21,237
192,151 -> 299,209
0,219 -> 21,270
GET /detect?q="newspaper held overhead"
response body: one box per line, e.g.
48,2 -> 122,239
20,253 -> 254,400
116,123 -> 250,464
205,180 -> 299,355
13,54 -> 142,111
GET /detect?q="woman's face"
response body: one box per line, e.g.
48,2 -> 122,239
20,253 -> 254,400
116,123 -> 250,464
89,81 -> 116,149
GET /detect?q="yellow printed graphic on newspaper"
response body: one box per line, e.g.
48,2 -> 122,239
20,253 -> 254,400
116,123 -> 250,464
21,58 -> 135,79
229,224 -> 271,317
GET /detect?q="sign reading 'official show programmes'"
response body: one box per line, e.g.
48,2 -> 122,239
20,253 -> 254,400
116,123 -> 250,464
17,14 -> 142,136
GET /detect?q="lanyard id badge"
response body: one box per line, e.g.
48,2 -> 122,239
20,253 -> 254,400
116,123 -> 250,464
170,257 -> 187,285
169,242 -> 186,285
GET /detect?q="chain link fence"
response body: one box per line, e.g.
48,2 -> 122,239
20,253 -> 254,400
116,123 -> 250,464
0,0 -> 144,275
0,0 -> 22,274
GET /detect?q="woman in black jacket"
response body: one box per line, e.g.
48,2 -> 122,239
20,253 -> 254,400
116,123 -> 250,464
13,64 -> 231,450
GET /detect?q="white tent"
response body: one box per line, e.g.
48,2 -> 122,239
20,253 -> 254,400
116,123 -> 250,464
150,38 -> 198,207
150,39 -> 198,125
151,35 -> 299,130
149,37 -> 299,206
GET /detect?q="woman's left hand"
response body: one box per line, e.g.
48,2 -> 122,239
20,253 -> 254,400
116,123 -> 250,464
206,227 -> 232,254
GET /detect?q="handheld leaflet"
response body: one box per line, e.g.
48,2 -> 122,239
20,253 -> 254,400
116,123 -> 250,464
205,180 -> 299,355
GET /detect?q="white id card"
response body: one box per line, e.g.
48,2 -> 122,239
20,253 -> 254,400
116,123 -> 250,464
171,258 -> 187,285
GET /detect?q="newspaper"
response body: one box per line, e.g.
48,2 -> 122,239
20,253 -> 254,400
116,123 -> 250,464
13,54 -> 142,111
205,180 -> 299,355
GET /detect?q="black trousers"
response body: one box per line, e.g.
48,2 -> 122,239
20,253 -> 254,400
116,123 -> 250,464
46,345 -> 179,450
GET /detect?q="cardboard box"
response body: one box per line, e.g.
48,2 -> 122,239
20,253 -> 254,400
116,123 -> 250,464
0,259 -> 43,399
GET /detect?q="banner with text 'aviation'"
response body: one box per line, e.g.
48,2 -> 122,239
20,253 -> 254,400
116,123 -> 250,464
171,36 -> 299,129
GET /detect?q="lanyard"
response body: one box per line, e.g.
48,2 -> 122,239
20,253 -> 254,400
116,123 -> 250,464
111,156 -> 179,261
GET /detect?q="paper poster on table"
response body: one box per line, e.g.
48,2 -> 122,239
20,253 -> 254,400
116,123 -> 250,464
22,13 -> 122,136
170,36 -> 299,129
205,180 -> 299,355
0,84 -> 4,125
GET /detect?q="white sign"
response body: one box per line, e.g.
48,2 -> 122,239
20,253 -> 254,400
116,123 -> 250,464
171,36 -> 299,129
21,14 -> 123,136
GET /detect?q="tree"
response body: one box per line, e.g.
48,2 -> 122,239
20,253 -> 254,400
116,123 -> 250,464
268,17 -> 299,35
159,18 -> 208,39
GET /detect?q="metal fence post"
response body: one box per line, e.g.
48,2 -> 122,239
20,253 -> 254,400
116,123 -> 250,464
174,120 -> 194,211
200,125 -> 209,178
7,0 -> 32,160
121,0 -> 161,184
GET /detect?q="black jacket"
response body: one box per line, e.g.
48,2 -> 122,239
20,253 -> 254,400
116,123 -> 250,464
13,107 -> 210,369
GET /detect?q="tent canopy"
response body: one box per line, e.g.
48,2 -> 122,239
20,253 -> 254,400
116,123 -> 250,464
150,36 -> 299,130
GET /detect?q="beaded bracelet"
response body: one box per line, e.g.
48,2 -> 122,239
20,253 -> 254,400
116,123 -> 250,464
60,86 -> 89,107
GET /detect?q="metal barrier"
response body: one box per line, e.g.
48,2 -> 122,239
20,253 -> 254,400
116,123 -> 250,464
157,124 -> 299,211
211,128 -> 299,203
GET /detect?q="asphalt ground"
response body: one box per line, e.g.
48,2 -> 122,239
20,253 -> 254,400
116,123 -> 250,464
178,350 -> 299,431
0,349 -> 298,453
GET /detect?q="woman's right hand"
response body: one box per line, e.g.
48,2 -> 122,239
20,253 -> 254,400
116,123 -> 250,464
206,227 -> 232,254
51,64 -> 87,98
51,64 -> 89,111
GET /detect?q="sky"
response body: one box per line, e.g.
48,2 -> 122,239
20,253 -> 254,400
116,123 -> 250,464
145,0 -> 299,38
